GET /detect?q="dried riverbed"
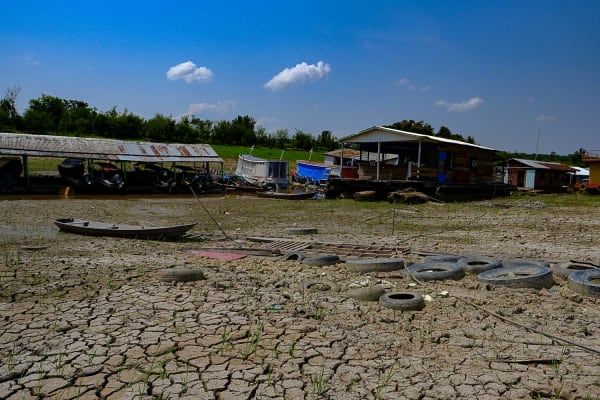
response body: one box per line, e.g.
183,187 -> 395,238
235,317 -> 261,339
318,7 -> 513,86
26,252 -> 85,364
0,194 -> 599,399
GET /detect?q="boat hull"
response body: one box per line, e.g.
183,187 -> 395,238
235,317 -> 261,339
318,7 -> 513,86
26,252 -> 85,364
53,218 -> 196,239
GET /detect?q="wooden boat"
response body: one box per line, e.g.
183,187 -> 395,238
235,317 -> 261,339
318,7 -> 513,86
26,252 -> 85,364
235,155 -> 289,190
256,190 -> 317,200
53,218 -> 196,239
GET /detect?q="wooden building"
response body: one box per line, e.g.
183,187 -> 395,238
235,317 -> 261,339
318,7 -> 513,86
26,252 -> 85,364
325,126 -> 511,200
504,158 -> 575,193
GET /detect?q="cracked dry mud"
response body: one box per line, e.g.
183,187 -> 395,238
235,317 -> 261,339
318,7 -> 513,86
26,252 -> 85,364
0,195 -> 599,399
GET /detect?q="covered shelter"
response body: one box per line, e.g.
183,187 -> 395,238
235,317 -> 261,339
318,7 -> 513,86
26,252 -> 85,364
0,132 -> 224,189
339,126 -> 500,184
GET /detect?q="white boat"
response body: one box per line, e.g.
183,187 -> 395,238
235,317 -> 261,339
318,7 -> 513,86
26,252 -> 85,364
234,155 -> 289,190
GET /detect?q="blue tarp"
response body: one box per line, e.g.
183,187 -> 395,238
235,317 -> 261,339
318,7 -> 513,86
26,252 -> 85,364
297,162 -> 330,181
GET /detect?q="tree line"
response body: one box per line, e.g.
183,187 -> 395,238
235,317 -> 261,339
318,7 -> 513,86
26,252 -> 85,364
0,87 -> 585,165
0,89 -> 338,151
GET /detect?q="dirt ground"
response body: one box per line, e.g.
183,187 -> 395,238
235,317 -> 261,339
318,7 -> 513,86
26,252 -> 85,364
0,193 -> 599,399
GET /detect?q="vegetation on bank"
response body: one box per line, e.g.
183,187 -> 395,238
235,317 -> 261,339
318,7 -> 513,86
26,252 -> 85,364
0,87 -> 587,166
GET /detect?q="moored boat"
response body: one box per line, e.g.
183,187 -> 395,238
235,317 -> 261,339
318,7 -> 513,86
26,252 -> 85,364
235,155 -> 289,190
53,218 -> 196,239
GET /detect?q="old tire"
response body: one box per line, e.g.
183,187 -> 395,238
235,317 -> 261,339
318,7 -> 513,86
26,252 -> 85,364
286,227 -> 318,235
458,256 -> 502,274
501,258 -> 550,268
345,257 -> 405,273
568,269 -> 600,298
298,279 -> 340,293
158,268 -> 206,282
282,251 -> 306,261
552,262 -> 597,280
303,255 -> 341,267
346,285 -> 386,301
425,254 -> 462,263
403,262 -> 465,281
477,265 -> 554,289
379,292 -> 425,311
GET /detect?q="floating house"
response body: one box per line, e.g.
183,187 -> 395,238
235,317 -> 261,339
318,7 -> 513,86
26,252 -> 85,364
504,158 -> 576,193
234,154 -> 289,190
581,149 -> 600,193
326,126 -> 511,200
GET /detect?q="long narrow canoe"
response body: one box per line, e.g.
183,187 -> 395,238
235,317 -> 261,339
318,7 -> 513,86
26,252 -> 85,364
256,191 -> 317,200
53,218 -> 196,239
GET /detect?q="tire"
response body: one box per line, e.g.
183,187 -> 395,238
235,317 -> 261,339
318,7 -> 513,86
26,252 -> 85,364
568,269 -> 600,298
403,262 -> 465,281
501,258 -> 550,268
552,262 -> 598,280
303,255 -> 341,267
346,285 -> 386,301
425,254 -> 462,263
345,257 -> 405,273
298,279 -> 340,293
286,227 -> 318,235
282,251 -> 306,261
477,265 -> 554,289
158,268 -> 206,282
458,256 -> 502,274
379,292 -> 425,311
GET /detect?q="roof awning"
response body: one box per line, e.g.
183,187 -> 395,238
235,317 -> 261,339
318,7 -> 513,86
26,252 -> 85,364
0,132 -> 224,163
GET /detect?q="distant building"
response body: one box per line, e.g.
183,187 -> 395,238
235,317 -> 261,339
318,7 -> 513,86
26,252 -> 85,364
504,158 -> 575,192
581,149 -> 600,193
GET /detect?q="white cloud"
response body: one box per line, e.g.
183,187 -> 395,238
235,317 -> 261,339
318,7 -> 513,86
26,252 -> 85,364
536,114 -> 557,122
167,61 -> 214,83
264,61 -> 331,91
435,97 -> 483,112
394,78 -> 410,86
187,100 -> 236,115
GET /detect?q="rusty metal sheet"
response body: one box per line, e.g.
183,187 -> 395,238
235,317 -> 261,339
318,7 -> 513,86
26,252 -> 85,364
0,132 -> 224,163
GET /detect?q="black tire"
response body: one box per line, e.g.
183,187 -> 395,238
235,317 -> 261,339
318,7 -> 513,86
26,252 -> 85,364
425,254 -> 462,263
282,251 -> 306,261
298,279 -> 340,293
345,257 -> 405,273
477,265 -> 554,289
568,269 -> 600,298
403,262 -> 465,281
379,292 -> 425,311
458,256 -> 502,275
346,285 -> 386,301
285,227 -> 318,235
552,262 -> 598,280
303,254 -> 341,267
158,268 -> 206,282
501,258 -> 550,268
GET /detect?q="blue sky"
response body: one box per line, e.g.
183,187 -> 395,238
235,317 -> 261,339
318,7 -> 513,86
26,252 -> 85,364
2,1 -> 599,155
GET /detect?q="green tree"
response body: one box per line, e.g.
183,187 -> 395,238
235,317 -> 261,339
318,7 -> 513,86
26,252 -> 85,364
0,86 -> 21,131
316,130 -> 338,150
144,114 -> 176,141
273,128 -> 290,148
292,129 -> 314,150
23,94 -> 67,133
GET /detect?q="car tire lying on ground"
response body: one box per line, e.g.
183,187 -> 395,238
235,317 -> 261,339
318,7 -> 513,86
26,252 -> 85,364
345,257 -> 405,273
379,292 -> 425,311
345,285 -> 386,301
425,254 -> 462,263
303,254 -> 341,266
552,261 -> 598,280
568,269 -> 600,298
458,256 -> 502,274
298,279 -> 340,293
158,268 -> 206,282
402,262 -> 465,281
282,251 -> 306,261
477,265 -> 554,289
501,258 -> 550,268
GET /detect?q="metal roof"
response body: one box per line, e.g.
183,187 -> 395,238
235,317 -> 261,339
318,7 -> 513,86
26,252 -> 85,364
508,158 -> 576,172
0,132 -> 224,163
340,126 -> 496,151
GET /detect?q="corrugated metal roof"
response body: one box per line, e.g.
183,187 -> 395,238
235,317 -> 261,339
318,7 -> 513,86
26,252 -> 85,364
508,158 -> 575,172
0,132 -> 224,163
340,126 -> 496,151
